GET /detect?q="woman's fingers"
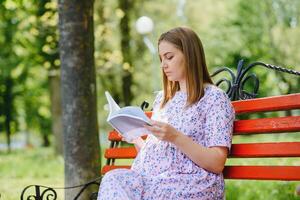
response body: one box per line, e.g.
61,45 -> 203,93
145,124 -> 161,133
146,120 -> 177,141
146,120 -> 180,142
149,120 -> 169,132
150,120 -> 165,127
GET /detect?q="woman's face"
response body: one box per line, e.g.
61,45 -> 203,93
158,41 -> 186,83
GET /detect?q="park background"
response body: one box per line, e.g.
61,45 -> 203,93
0,0 -> 300,199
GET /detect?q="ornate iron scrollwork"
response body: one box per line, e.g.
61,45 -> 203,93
211,59 -> 300,101
20,177 -> 101,200
21,185 -> 57,200
140,100 -> 150,111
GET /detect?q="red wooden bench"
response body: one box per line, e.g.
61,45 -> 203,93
102,93 -> 300,182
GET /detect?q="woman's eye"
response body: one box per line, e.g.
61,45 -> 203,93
166,56 -> 173,60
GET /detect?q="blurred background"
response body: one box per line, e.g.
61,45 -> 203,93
0,0 -> 300,199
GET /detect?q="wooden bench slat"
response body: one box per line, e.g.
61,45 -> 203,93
108,118 -> 300,142
230,142 -> 300,157
101,165 -> 131,174
102,165 -> 300,181
232,93 -> 300,114
105,142 -> 300,159
108,130 -> 121,141
234,116 -> 300,134
108,114 -> 300,142
223,166 -> 300,180
105,147 -> 137,159
108,131 -> 147,142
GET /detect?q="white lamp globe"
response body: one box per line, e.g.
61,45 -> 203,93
135,16 -> 154,35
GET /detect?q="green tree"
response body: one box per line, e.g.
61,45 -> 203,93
35,0 -> 62,151
211,0 -> 300,98
0,0 -> 57,151
119,0 -> 134,106
0,0 -> 22,152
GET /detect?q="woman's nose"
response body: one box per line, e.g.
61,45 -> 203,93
161,61 -> 167,68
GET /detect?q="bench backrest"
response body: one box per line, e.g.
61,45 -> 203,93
102,93 -> 300,181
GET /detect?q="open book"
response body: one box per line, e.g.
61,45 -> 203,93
105,91 -> 152,141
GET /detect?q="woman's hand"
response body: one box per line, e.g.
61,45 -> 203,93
144,120 -> 181,143
119,134 -> 143,144
119,134 -> 145,152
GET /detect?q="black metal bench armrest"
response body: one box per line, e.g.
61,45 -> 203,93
20,177 -> 102,200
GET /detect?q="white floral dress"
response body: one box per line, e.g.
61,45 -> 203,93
97,84 -> 235,200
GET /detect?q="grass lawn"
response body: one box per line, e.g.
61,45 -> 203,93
0,147 -> 64,200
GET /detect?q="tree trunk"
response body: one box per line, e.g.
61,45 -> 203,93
49,70 -> 63,155
42,134 -> 50,147
119,0 -> 134,106
58,0 -> 101,199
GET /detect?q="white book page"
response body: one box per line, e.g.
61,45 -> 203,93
105,91 -> 120,119
116,106 -> 152,124
109,116 -> 152,141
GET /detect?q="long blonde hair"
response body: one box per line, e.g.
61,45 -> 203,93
158,27 -> 213,108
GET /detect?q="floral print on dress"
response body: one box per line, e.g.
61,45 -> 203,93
98,84 -> 235,200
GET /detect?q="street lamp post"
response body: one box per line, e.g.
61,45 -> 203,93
135,16 -> 159,91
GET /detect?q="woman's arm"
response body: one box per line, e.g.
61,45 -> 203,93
145,121 -> 228,174
172,132 -> 228,174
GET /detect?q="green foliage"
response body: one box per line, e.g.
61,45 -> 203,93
0,0 -> 58,146
211,0 -> 300,97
